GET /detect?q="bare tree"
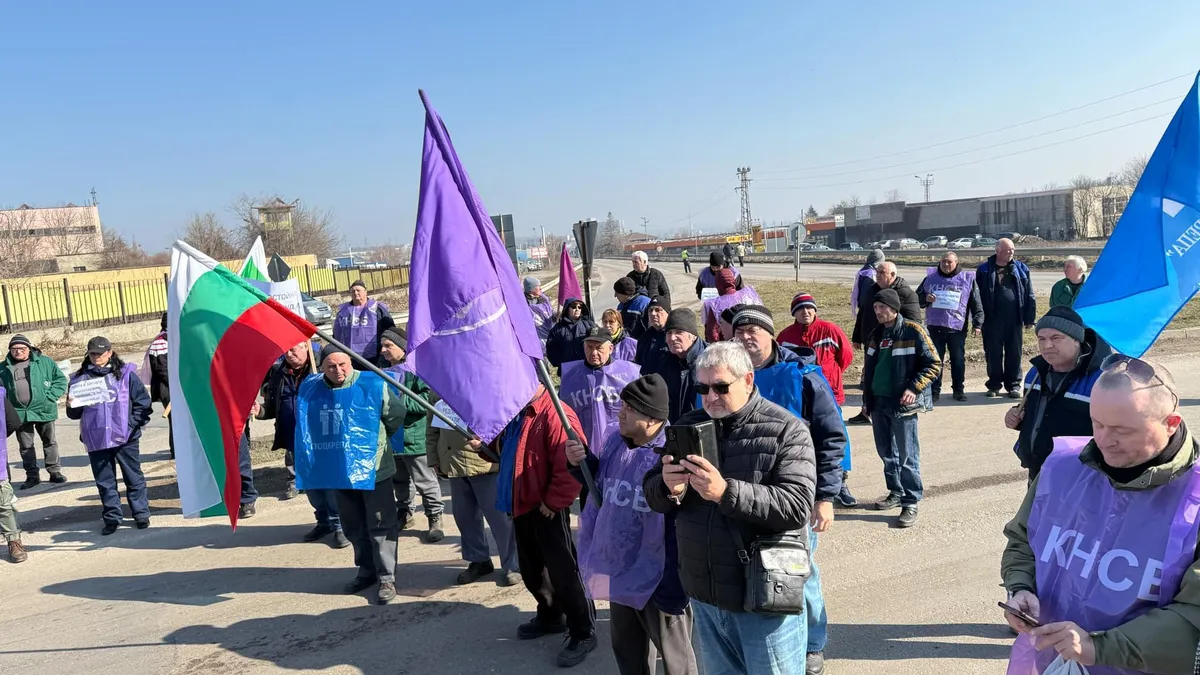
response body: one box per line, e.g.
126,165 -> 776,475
371,243 -> 410,266
183,212 -> 241,260
0,207 -> 57,277
99,229 -> 151,269
1069,174 -> 1128,239
824,195 -> 861,216
1120,154 -> 1149,188
39,206 -> 102,256
883,189 -> 905,203
229,193 -> 342,262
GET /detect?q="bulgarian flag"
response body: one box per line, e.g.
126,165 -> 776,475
168,241 -> 316,527
240,236 -> 269,281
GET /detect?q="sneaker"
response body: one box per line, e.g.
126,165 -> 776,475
456,560 -> 495,585
896,505 -> 919,528
985,390 -> 1001,399
19,474 -> 40,490
303,524 -> 334,542
101,522 -> 119,536
135,519 -> 150,530
238,503 -> 256,519
8,539 -> 28,563
1008,389 -> 1022,399
48,472 -> 67,484
806,651 -> 826,675
500,571 -> 522,587
282,480 -> 298,500
953,391 -> 968,402
377,582 -> 396,605
556,633 -> 598,668
874,493 -> 902,511
517,617 -> 568,640
834,484 -> 858,508
845,412 -> 871,425
426,515 -> 445,543
344,576 -> 377,594
331,530 -> 351,549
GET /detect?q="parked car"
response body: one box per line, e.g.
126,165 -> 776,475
948,237 -> 975,249
922,236 -> 947,248
839,242 -> 863,251
302,293 -> 333,326
975,236 -> 999,248
808,243 -> 832,251
887,238 -> 923,250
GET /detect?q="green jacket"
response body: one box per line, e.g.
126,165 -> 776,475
425,391 -> 497,478
320,370 -> 405,483
394,370 -> 430,456
1,349 -> 67,423
1001,430 -> 1200,674
1049,275 -> 1085,309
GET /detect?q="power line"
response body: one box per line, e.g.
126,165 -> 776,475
754,112 -> 1171,192
754,96 -> 1179,184
756,71 -> 1194,175
659,181 -> 737,226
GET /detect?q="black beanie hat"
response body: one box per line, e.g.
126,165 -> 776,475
8,334 -> 31,350
613,277 -> 636,296
621,374 -> 670,421
708,251 -> 724,266
320,343 -> 348,365
664,308 -> 698,336
873,288 -> 901,311
647,296 -> 672,313
1035,306 -> 1087,343
160,312 -> 168,330
380,327 -> 407,351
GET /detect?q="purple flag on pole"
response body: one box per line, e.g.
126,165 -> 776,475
407,91 -> 542,443
557,243 -> 583,310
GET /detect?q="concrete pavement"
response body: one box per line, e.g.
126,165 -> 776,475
3,266 -> 1197,675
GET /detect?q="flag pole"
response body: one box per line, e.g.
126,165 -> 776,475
534,358 -> 601,507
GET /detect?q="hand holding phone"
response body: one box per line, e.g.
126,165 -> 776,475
998,600 -> 1042,629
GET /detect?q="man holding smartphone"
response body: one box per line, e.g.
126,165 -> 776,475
643,342 -> 816,675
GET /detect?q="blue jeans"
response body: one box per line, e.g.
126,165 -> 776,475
306,489 -> 341,530
692,601 -> 806,674
805,529 -> 827,653
238,431 -> 258,506
871,398 -> 923,505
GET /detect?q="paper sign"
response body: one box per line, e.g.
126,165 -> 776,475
431,399 -> 466,431
700,287 -> 719,301
248,278 -> 305,318
932,289 -> 962,310
68,377 -> 113,407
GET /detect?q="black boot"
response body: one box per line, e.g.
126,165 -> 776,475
19,473 -> 40,490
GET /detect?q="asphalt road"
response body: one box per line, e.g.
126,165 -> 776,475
3,264 -> 1193,675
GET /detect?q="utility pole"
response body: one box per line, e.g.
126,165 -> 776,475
641,217 -> 649,236
914,174 -> 934,202
736,167 -> 753,235
89,187 -> 98,206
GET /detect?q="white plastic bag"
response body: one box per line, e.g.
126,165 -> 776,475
1044,655 -> 1089,675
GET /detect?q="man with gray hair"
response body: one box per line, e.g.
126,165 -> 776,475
644,341 -> 818,674
977,238 -> 1036,398
627,251 -> 672,306
1002,355 -> 1200,674
1050,255 -> 1088,309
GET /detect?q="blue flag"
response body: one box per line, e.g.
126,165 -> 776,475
406,91 -> 542,443
1074,73 -> 1200,356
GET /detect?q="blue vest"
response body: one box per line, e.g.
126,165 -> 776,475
294,371 -> 390,490
756,360 -> 853,472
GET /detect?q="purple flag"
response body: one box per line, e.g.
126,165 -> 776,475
557,243 -> 583,309
407,91 -> 542,443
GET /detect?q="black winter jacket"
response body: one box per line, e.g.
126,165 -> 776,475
861,316 -> 941,415
977,255 -> 1037,327
546,298 -> 596,368
638,337 -> 705,423
626,268 -> 672,306
852,277 -> 922,344
644,392 -> 816,612
634,327 -> 667,367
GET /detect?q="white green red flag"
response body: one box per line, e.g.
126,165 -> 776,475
168,241 -> 316,527
240,236 -> 269,282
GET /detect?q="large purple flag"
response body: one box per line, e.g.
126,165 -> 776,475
407,91 -> 542,443
557,243 -> 583,309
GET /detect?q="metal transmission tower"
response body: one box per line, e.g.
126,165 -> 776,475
914,173 -> 934,202
736,166 -> 753,234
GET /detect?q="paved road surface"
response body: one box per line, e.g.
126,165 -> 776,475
3,263 -> 1191,675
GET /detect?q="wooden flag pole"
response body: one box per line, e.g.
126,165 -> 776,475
534,358 -> 601,507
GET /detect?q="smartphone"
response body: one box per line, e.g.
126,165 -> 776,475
662,421 -> 720,470
998,601 -> 1042,628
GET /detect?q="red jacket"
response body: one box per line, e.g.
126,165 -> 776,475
494,389 -> 584,517
777,318 -> 853,404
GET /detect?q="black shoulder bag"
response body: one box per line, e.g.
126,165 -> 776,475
728,526 -> 811,615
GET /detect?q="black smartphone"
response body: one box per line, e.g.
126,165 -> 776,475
663,421 -> 720,470
998,601 -> 1042,628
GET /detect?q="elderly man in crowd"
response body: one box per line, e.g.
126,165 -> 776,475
627,251 -> 672,306
1004,307 -> 1111,480
639,309 -> 706,423
1049,255 -> 1088,309
916,251 -> 984,402
977,238 -> 1036,398
1003,356 -> 1200,675
635,297 -> 672,366
644,341 -> 816,674
525,276 -> 556,348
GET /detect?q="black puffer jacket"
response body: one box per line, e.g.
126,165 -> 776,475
851,277 -> 921,344
638,337 -> 705,423
644,392 -> 816,613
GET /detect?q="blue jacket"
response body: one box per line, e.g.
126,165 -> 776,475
634,327 -> 667,367
976,255 -> 1037,327
759,345 -> 848,501
639,337 -> 706,423
617,293 -> 652,340
546,298 -> 596,368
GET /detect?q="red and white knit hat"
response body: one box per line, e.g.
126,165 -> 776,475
790,292 -> 817,315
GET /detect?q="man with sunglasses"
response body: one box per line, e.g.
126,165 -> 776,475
643,341 -> 817,675
1002,355 -> 1200,674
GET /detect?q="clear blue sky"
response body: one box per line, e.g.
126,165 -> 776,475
2,1 -> 1198,251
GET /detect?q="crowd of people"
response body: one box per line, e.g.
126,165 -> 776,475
0,243 -> 1197,674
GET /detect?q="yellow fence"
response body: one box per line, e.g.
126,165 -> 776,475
0,264 -> 410,331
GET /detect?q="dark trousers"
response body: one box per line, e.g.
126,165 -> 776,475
239,431 -> 257,505
336,480 -> 399,584
88,440 -> 150,525
514,508 -> 595,639
870,398 -> 923,506
610,602 -> 698,675
682,259 -> 691,274
982,320 -> 1024,392
928,326 -> 967,395
17,421 -> 60,474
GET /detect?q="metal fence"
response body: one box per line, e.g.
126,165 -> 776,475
0,264 -> 411,332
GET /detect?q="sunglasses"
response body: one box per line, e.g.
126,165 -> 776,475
1101,354 -> 1179,409
695,381 -> 734,396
